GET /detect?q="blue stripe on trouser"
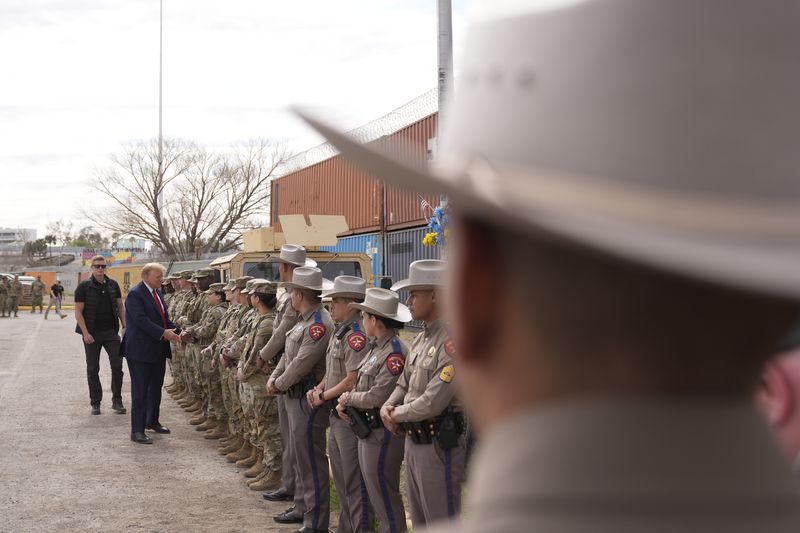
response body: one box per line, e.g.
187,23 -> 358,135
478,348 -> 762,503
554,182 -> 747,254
360,474 -> 370,530
378,428 -> 397,533
306,404 -> 322,529
445,448 -> 455,518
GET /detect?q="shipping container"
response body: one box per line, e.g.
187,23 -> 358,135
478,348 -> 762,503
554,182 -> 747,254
384,226 -> 442,292
271,112 -> 441,236
320,233 -> 382,286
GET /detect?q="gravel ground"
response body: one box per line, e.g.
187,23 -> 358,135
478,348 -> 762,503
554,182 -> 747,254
0,312 -> 302,532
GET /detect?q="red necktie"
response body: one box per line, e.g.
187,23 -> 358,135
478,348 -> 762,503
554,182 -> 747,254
152,288 -> 167,328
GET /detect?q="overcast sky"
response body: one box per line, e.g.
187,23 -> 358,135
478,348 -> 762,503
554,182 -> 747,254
0,0 -> 474,238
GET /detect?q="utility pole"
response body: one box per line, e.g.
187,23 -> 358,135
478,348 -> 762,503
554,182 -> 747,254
437,0 -> 453,141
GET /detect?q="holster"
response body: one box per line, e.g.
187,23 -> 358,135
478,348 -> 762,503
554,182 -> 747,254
286,374 -> 317,399
345,406 -> 372,439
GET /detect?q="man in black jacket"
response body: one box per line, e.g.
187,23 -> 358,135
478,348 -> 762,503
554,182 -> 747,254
75,255 -> 127,415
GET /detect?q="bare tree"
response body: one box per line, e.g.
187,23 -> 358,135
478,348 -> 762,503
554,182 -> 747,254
85,138 -> 289,260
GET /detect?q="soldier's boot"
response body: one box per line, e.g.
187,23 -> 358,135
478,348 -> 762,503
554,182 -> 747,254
227,441 -> 253,463
236,445 -> 260,468
243,451 -> 265,477
177,395 -> 194,407
189,413 -> 206,425
218,433 -> 237,447
186,400 -> 204,413
246,468 -> 269,486
196,417 -> 218,431
219,436 -> 243,455
248,468 -> 282,492
204,423 -> 228,440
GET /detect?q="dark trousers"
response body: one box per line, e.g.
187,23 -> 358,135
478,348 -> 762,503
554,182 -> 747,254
83,329 -> 123,406
127,358 -> 166,433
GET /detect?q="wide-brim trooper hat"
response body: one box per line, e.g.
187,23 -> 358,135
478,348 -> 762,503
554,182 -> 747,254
322,275 -> 367,300
281,267 -> 334,292
266,244 -> 318,268
392,260 -> 446,292
350,288 -> 412,323
296,0 -> 800,299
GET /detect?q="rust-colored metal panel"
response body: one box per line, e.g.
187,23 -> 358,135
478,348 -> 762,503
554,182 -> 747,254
271,113 -> 440,234
271,158 -> 381,234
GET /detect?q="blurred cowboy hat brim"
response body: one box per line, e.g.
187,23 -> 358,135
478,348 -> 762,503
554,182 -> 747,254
294,109 -> 800,300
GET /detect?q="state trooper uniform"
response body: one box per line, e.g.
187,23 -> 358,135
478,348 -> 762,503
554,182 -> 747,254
387,260 -> 465,528
259,244 -> 318,504
344,288 -> 412,533
269,267 -> 334,532
319,276 -> 373,533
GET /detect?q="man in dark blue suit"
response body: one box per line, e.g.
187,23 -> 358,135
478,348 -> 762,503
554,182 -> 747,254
122,263 -> 182,444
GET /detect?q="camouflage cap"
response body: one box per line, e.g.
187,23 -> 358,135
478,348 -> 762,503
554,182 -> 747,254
179,270 -> 194,280
224,280 -> 236,291
241,278 -> 268,295
194,268 -> 214,278
205,282 -> 226,294
251,280 -> 278,295
232,276 -> 253,289
167,273 -> 181,280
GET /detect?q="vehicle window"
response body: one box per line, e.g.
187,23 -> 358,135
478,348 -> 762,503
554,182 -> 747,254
242,261 -> 361,281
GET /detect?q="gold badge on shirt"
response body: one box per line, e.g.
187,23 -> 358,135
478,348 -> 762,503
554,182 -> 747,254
439,364 -> 455,383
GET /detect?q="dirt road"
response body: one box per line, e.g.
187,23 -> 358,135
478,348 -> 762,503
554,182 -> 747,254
0,312 -> 299,532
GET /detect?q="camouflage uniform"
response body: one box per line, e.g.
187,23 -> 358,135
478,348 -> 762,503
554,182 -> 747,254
206,297 -> 241,422
238,305 -> 282,478
169,276 -> 192,390
223,302 -> 259,441
0,279 -> 8,317
183,296 -> 229,418
8,278 -> 22,317
30,279 -> 45,312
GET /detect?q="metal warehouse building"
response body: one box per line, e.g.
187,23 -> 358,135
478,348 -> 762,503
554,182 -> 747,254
270,90 -> 443,287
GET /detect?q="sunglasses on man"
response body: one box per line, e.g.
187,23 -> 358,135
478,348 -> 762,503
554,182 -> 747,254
92,264 -> 107,270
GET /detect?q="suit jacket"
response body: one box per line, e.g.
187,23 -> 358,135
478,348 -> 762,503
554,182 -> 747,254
121,281 -> 177,363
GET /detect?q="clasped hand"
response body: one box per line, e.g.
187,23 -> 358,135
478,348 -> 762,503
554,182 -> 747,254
162,329 -> 181,342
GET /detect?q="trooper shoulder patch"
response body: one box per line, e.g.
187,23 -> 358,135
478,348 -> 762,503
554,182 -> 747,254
444,339 -> 456,357
439,364 -> 455,383
347,332 -> 367,352
386,354 -> 405,376
308,323 -> 327,341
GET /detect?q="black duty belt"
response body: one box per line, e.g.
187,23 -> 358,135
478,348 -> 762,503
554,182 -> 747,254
401,409 -> 465,449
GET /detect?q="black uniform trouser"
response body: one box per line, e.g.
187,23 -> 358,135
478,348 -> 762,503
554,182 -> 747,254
83,329 -> 123,406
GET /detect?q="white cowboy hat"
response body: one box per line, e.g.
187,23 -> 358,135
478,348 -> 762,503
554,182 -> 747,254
281,267 -> 334,292
296,0 -> 800,299
391,260 -> 446,292
322,275 -> 367,300
350,288 -> 412,323
266,244 -> 318,268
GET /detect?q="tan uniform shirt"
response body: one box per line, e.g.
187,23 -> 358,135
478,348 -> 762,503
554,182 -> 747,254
324,317 -> 368,393
259,289 -> 299,363
347,331 -> 408,410
425,401 -> 800,533
271,304 -> 333,391
239,310 -> 276,380
386,319 -> 458,422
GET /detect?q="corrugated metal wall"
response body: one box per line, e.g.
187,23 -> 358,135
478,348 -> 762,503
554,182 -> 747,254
271,113 -> 440,235
384,226 -> 441,293
320,232 -> 382,286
